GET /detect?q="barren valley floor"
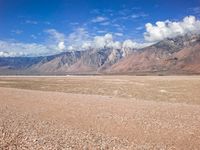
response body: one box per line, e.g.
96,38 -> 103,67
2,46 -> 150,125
0,76 -> 200,149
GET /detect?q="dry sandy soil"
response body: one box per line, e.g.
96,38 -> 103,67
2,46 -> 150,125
0,76 -> 200,149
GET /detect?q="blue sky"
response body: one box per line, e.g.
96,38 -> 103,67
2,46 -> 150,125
0,0 -> 200,56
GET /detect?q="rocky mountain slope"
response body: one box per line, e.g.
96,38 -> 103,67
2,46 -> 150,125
108,34 -> 200,74
0,33 -> 199,75
0,46 -> 131,74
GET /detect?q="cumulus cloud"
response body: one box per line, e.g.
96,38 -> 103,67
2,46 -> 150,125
58,42 -> 66,50
122,40 -> 136,49
64,31 -> 149,51
144,16 -> 200,42
81,33 -> 150,50
92,34 -> 113,49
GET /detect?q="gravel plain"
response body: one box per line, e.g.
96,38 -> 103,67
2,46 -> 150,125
0,76 -> 200,149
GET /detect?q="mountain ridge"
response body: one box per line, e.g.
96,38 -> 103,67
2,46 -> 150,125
0,33 -> 200,75
108,33 -> 200,74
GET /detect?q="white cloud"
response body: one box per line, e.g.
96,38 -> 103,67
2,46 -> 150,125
0,40 -> 54,57
81,42 -> 91,50
66,32 -> 122,50
0,51 -> 20,57
66,33 -> 136,51
91,34 -> 123,49
9,15 -> 200,57
67,46 -> 74,51
78,33 -> 150,50
45,29 -> 66,51
66,28 -> 91,50
109,41 -> 122,49
45,29 -> 65,42
0,31 -> 153,57
122,39 -> 151,49
144,16 -> 200,42
58,42 -> 66,50
91,16 -> 108,23
122,40 -> 136,49
92,33 -> 113,49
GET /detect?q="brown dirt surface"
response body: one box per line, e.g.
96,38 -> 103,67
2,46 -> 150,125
0,76 -> 200,149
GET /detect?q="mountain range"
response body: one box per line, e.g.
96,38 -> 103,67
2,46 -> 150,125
0,33 -> 200,75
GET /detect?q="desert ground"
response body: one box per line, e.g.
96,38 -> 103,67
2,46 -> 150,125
0,76 -> 200,149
